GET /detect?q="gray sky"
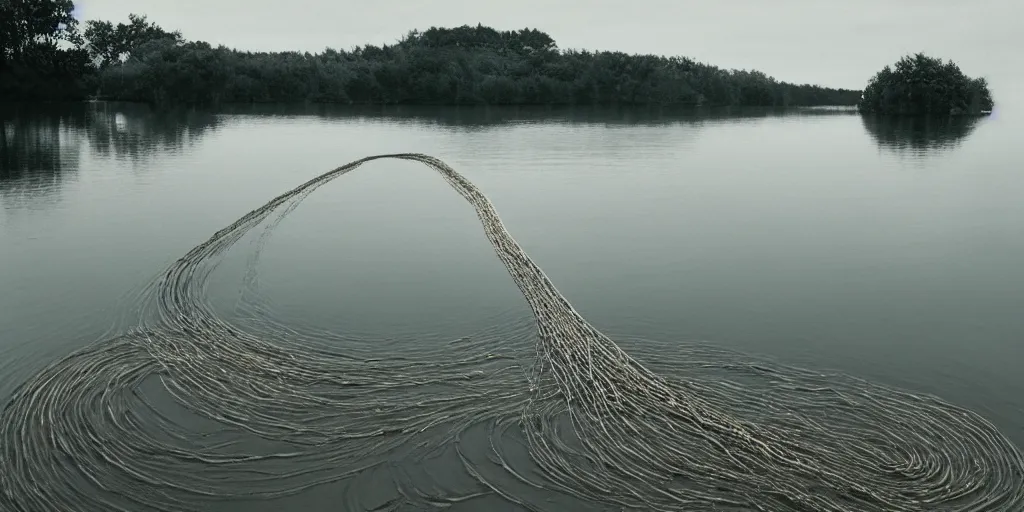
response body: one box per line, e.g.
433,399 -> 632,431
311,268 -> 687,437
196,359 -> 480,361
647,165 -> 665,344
73,0 -> 1021,99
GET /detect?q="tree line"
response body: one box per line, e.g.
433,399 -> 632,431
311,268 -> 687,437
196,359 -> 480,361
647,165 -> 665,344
4,1 -> 862,107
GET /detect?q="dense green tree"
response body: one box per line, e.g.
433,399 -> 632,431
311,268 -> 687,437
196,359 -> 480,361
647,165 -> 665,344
83,14 -> 182,68
1,0 -> 93,100
91,24 -> 861,108
1,0 -> 79,63
4,4 -> 863,108
858,53 -> 993,115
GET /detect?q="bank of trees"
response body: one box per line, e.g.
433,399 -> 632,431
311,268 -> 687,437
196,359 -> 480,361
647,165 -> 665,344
3,2 -> 863,107
858,53 -> 993,115
0,0 -> 94,100
90,28 -> 862,107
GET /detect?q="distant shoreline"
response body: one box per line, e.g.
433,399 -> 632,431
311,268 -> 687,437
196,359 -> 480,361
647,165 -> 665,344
1,14 -> 864,108
6,100 -> 862,117
75,98 -> 862,108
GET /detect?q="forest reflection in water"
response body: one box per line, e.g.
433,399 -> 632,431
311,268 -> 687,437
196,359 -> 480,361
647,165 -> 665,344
2,102 -> 986,202
1,103 -> 220,207
860,113 -> 984,156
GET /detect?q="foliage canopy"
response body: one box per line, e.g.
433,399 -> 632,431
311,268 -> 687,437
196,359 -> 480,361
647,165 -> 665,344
83,22 -> 860,107
4,1 -> 866,108
0,0 -> 93,100
858,53 -> 993,115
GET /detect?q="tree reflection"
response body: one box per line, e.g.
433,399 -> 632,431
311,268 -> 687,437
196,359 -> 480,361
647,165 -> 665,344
0,105 -> 88,207
860,114 -> 982,156
84,102 -> 219,160
1,102 -> 220,207
218,103 -> 857,130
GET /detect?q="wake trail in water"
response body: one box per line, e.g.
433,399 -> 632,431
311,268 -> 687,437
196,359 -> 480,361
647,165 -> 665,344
1,153 -> 1022,511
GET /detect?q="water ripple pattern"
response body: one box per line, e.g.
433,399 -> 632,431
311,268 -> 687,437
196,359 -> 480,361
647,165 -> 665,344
1,154 -> 1022,511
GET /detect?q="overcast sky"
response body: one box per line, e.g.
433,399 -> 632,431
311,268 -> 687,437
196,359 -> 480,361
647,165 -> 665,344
72,0 -> 1021,100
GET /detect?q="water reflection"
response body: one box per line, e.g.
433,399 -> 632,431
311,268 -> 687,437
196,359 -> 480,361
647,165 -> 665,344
1,103 -> 221,208
2,102 -> 862,209
0,105 -> 87,208
860,114 -> 983,156
84,103 -> 220,161
219,103 -> 859,129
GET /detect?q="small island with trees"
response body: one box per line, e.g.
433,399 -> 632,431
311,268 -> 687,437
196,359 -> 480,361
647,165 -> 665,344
858,53 -> 994,116
2,0 -> 994,117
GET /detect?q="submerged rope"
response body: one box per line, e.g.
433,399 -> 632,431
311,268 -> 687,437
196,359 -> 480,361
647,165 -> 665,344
1,153 -> 1021,511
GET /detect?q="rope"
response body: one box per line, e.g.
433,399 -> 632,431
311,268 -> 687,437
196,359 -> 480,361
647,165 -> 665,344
2,153 -> 1021,511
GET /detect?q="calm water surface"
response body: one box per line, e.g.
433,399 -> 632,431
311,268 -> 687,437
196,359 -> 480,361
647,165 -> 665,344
2,103 -> 1022,509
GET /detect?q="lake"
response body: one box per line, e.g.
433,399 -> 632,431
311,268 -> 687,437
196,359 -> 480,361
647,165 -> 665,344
2,102 -> 1023,510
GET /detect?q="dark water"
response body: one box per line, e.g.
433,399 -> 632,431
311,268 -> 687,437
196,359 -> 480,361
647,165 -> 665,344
2,102 -> 1023,509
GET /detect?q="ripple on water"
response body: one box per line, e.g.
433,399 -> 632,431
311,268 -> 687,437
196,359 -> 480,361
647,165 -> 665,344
1,154 -> 1022,511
